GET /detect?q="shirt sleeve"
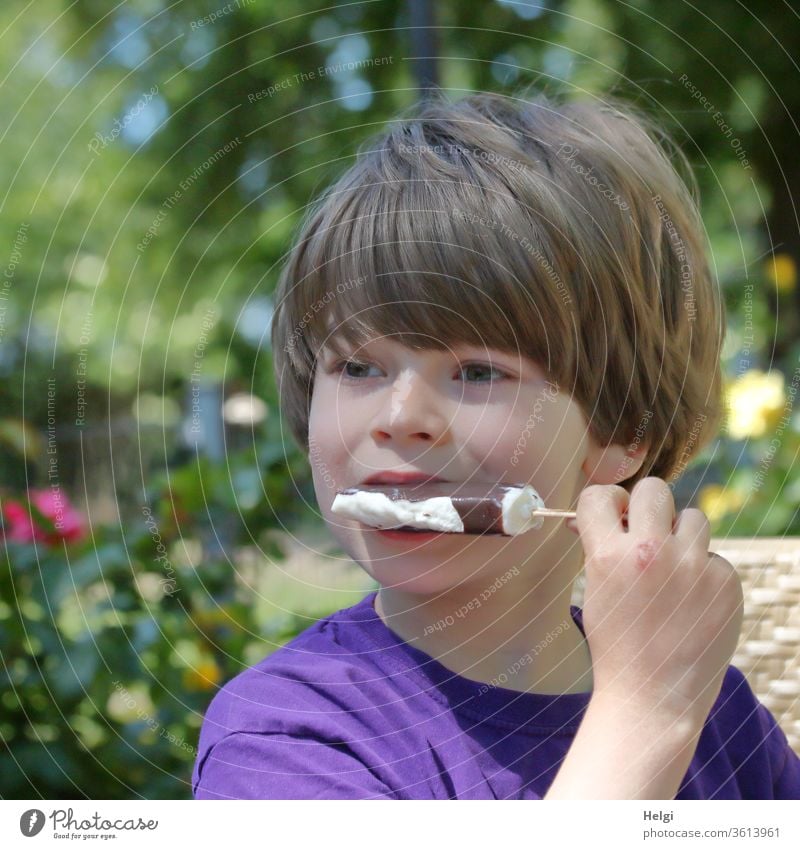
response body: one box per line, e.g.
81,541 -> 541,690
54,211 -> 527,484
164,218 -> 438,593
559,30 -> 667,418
762,709 -> 800,799
774,746 -> 800,799
193,730 -> 399,800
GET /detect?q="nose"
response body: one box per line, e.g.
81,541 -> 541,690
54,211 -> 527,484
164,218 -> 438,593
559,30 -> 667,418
370,368 -> 451,445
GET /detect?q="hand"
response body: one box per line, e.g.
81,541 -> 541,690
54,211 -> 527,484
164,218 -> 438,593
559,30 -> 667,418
569,477 -> 744,727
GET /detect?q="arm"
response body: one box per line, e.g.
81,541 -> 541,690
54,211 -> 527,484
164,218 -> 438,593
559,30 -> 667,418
194,730 -> 398,800
545,693 -> 704,799
548,479 -> 744,800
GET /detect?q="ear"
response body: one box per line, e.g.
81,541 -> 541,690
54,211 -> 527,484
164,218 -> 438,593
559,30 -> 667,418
581,427 -> 649,486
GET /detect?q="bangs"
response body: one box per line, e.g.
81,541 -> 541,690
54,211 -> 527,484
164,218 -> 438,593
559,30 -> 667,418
285,162 -> 575,380
271,89 -> 726,489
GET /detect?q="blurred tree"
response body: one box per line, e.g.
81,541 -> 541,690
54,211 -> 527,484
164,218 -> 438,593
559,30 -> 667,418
2,0 -> 800,801
1,0 -> 798,512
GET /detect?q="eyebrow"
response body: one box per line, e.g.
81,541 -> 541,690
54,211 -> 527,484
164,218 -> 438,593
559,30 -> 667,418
319,335 -> 521,363
318,334 -> 351,356
314,339 -> 357,369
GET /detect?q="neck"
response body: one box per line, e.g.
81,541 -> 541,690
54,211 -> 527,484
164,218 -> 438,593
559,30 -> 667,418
373,530 -> 593,695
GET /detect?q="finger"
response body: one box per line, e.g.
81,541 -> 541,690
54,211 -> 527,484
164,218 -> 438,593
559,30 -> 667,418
673,508 -> 711,551
566,514 -> 620,534
576,484 -> 630,551
627,477 -> 675,539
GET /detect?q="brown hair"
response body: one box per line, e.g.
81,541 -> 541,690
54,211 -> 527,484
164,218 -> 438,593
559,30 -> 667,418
270,88 -> 725,490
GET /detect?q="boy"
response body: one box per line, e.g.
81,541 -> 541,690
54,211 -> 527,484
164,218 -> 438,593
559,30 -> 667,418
192,90 -> 800,799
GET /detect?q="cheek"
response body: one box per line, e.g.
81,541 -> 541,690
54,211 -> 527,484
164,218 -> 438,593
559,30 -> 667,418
452,403 -> 530,469
483,395 -> 587,475
309,379 -> 344,442
308,390 -> 337,476
535,401 -> 589,475
308,384 -> 363,494
310,375 -> 368,443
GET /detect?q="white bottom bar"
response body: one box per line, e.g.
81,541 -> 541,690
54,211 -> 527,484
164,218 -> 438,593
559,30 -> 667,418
2,800 -> 798,848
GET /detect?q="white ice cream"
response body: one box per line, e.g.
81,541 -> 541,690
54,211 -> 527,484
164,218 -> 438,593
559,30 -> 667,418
331,491 -> 464,532
331,484 -> 546,535
500,485 -> 546,534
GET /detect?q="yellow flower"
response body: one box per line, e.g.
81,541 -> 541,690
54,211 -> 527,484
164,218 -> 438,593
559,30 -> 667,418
698,484 -> 745,523
724,369 -> 785,439
183,658 -> 223,692
765,253 -> 797,294
106,683 -> 155,724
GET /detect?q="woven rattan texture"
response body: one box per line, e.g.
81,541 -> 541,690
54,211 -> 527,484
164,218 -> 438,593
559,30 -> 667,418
570,538 -> 800,753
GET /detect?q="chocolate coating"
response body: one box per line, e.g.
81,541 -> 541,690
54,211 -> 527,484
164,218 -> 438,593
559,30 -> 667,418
337,482 -> 526,534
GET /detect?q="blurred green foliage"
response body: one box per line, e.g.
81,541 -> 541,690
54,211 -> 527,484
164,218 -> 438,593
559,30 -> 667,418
1,452 -> 373,798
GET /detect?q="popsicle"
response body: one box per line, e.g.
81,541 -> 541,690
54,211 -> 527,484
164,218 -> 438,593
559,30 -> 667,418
331,482 -> 575,536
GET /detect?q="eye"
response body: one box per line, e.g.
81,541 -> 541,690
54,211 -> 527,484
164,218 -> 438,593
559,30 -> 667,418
331,359 -> 382,380
327,358 -> 507,383
458,362 -> 507,383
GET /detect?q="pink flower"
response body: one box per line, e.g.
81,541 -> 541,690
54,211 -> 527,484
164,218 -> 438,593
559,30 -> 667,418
2,499 -> 38,543
2,488 -> 86,546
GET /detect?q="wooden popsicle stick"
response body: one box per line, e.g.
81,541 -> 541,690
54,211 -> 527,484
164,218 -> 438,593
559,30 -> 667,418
531,507 -> 630,528
531,508 -> 577,519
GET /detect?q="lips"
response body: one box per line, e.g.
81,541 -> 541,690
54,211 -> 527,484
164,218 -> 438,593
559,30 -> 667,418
361,471 -> 446,486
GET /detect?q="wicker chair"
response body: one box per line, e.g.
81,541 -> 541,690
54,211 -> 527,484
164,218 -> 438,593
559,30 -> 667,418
570,537 -> 800,754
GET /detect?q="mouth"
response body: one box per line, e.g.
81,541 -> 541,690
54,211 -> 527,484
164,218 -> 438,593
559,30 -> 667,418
374,527 -> 450,541
361,471 -> 447,486
341,474 -> 459,540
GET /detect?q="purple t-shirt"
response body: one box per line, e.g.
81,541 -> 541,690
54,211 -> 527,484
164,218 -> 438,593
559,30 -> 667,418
193,590 -> 800,799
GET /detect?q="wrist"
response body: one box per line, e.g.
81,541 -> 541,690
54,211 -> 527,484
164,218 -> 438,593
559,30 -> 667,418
546,689 -> 706,800
587,688 -> 707,742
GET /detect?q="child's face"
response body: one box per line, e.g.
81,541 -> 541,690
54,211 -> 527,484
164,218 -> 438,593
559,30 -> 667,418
309,333 -> 592,592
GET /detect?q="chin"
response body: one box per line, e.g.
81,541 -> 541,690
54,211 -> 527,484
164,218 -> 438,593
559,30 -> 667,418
331,522 -> 497,590
367,550 -> 483,596
370,569 -> 461,596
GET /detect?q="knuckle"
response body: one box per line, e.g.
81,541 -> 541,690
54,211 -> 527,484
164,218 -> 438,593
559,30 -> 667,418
579,484 -> 604,501
588,546 -> 618,570
681,507 -> 707,521
579,483 -> 627,506
677,508 -> 710,537
679,545 -> 709,570
631,476 -> 672,503
632,475 -> 665,491
678,549 -> 709,571
708,553 -> 742,588
723,563 -> 744,597
577,488 -> 598,513
708,551 -> 733,570
722,572 -> 745,614
636,536 -> 665,553
692,508 -> 712,527
608,484 -> 630,503
631,536 -> 670,569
